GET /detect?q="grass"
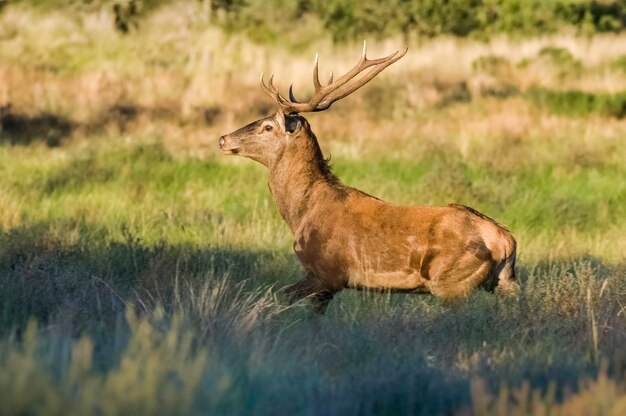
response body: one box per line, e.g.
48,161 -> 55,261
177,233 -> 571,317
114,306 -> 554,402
1,2 -> 626,415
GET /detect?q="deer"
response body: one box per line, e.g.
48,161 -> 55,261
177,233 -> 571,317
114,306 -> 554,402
218,43 -> 519,314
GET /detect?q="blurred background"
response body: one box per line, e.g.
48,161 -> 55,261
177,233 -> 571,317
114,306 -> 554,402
1,1 -> 625,415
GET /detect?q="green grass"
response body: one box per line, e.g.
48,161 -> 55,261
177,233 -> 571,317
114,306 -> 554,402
3,137 -> 624,257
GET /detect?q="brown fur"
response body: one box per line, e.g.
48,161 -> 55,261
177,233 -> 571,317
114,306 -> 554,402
219,111 -> 519,313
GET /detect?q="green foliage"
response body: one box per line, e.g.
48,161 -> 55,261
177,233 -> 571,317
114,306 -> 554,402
537,46 -> 581,69
478,0 -> 564,35
207,0 -> 626,41
611,54 -> 626,72
516,45 -> 583,81
472,54 -> 512,76
209,0 -> 323,44
307,0 -> 626,40
308,0 -> 488,41
526,88 -> 626,118
537,45 -> 584,77
10,0 -> 625,41
8,0 -> 167,9
476,0 -> 625,36
566,0 -> 626,34
310,0 -> 414,41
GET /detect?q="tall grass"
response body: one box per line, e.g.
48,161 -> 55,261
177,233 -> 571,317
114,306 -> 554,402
0,253 -> 624,414
1,2 -> 625,414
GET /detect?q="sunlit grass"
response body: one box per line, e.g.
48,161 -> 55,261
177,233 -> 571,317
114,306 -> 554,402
3,132 -> 623,260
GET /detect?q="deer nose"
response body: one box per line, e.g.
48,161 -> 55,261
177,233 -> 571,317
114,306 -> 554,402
218,136 -> 226,148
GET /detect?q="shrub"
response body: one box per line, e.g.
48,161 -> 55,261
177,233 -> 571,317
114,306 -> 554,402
517,46 -> 583,79
538,47 -> 580,67
526,88 -> 626,119
311,0 -> 626,40
538,46 -> 583,75
6,0 -> 626,41
611,54 -> 626,72
472,55 -> 512,75
565,0 -> 626,34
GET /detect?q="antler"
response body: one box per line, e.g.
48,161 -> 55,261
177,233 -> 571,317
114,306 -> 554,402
260,41 -> 408,114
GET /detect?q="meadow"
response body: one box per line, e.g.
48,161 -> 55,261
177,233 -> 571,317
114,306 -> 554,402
1,2 -> 626,415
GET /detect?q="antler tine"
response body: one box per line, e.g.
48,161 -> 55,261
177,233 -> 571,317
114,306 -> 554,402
276,91 -> 292,107
288,84 -> 299,103
321,46 -> 408,107
260,73 -> 274,97
260,43 -> 407,114
313,53 -> 322,91
261,73 -> 294,108
328,47 -> 402,92
268,73 -> 279,94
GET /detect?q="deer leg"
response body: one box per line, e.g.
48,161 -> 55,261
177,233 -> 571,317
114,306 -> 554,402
430,260 -> 492,302
283,273 -> 334,314
283,275 -> 317,303
283,277 -> 317,304
494,253 -> 520,296
310,290 -> 334,315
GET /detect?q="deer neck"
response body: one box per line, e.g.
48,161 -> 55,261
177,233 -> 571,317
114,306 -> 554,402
268,141 -> 337,233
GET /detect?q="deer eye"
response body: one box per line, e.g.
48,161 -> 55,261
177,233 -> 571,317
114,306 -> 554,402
264,125 -> 273,132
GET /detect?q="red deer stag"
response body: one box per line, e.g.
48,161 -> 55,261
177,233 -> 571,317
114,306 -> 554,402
218,43 -> 518,313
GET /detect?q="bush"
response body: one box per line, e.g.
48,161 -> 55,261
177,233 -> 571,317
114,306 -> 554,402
311,0 -> 626,40
526,88 -> 626,119
516,46 -> 583,79
472,55 -> 512,75
478,0 -> 564,35
6,0 -> 626,41
538,46 -> 579,66
565,0 -> 626,34
611,54 -> 626,72
209,0 -> 320,44
538,46 -> 583,75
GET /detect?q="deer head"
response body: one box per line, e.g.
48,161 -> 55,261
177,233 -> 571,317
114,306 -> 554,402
218,42 -> 407,167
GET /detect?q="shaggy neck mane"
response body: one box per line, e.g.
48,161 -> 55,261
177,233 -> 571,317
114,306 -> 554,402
268,126 -> 344,232
307,129 -> 341,185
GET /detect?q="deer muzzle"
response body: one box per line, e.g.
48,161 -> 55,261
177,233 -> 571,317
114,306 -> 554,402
218,135 -> 240,155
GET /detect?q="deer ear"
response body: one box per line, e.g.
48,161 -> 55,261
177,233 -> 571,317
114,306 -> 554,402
274,110 -> 286,131
285,114 -> 302,134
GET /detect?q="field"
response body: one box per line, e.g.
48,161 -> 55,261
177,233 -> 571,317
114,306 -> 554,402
1,2 -> 626,415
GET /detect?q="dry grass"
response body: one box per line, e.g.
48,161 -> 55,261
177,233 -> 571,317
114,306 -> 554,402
3,2 -> 626,138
